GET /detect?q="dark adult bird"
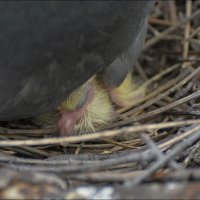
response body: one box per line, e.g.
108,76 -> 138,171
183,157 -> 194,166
0,1 -> 154,135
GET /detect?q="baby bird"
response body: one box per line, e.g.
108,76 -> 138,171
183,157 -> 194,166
107,72 -> 146,108
57,76 -> 116,136
35,76 -> 116,136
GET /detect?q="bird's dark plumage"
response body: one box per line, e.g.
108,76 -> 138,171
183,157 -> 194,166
101,18 -> 148,88
0,1 -> 154,120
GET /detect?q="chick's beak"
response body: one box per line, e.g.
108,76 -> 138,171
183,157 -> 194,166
57,110 -> 80,136
57,79 -> 94,136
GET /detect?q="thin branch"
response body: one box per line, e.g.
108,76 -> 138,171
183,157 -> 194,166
122,66 -> 200,118
0,120 -> 200,147
141,134 -> 182,170
183,0 -> 192,60
144,9 -> 200,50
125,126 -> 200,186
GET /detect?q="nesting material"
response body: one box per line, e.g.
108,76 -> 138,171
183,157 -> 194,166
1,1 -> 200,196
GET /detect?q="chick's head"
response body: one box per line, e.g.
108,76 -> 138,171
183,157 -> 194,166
57,76 -> 116,136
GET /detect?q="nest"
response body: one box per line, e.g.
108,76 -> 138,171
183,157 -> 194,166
1,1 -> 200,199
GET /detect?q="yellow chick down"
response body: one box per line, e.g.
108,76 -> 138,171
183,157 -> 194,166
60,77 -> 116,135
34,76 -> 116,135
110,72 -> 146,108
